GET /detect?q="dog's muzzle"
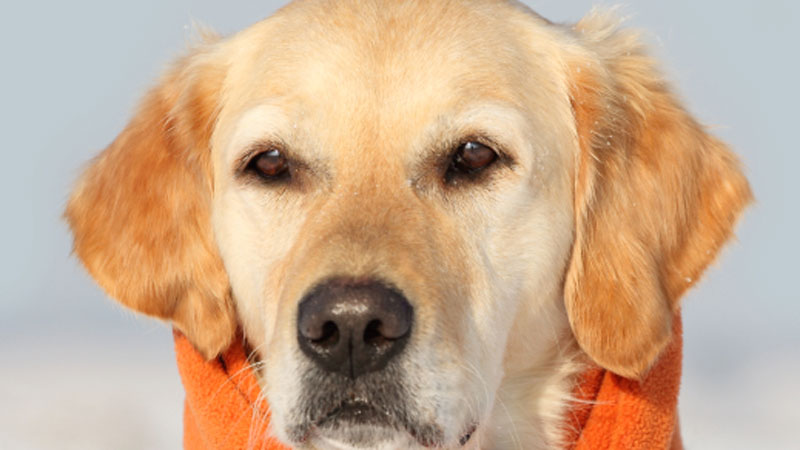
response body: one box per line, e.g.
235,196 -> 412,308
288,278 -> 477,447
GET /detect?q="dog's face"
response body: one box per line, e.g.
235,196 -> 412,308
210,3 -> 575,446
66,1 -> 751,448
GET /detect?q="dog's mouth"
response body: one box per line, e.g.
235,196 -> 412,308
317,400 -> 394,428
299,399 -> 437,447
286,360 -> 477,447
295,400 -> 477,448
458,423 -> 477,446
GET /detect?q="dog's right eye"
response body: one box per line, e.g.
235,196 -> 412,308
246,148 -> 290,181
452,142 -> 497,173
444,141 -> 499,183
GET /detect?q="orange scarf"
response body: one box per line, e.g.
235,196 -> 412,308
175,317 -> 682,449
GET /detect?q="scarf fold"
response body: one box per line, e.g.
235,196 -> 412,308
174,316 -> 682,449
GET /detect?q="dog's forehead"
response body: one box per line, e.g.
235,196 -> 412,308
214,0 -> 565,158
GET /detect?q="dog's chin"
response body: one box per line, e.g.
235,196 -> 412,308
297,401 -> 436,449
309,424 -> 419,449
291,403 -> 477,449
306,422 -> 478,450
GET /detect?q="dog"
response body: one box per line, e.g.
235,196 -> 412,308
65,0 -> 751,448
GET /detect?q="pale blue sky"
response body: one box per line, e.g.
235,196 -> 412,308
1,1 -> 797,448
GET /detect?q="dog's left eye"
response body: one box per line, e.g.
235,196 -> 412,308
447,141 -> 498,180
246,148 -> 290,180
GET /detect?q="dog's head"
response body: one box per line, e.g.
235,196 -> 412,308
66,1 -> 751,447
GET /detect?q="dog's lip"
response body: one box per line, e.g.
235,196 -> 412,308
316,400 -> 392,427
303,402 -> 477,448
303,400 -> 442,447
459,423 -> 478,446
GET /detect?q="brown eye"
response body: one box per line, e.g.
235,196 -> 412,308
248,148 -> 289,180
448,141 -> 498,178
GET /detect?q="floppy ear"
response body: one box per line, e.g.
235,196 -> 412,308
564,14 -> 753,379
65,47 -> 235,359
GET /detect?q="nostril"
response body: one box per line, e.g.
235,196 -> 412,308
363,319 -> 387,346
312,321 -> 339,347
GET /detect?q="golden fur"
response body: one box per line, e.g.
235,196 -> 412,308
66,1 -> 751,448
564,13 -> 753,379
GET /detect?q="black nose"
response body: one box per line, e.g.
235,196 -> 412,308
297,279 -> 413,379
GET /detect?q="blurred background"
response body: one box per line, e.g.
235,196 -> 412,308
1,1 -> 797,449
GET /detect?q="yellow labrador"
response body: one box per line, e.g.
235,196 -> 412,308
66,0 -> 751,448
